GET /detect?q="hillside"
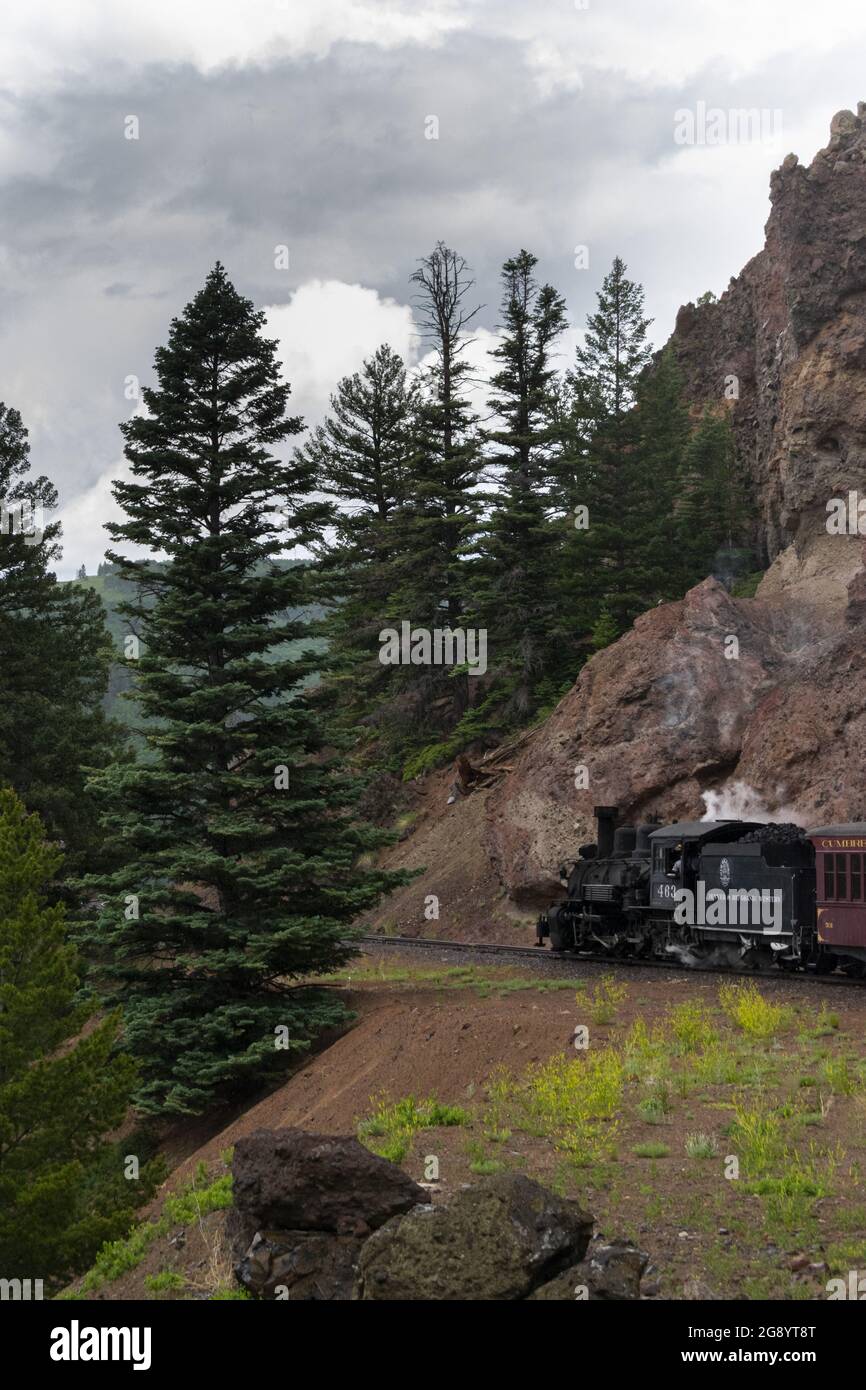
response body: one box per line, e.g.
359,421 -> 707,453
62,564 -> 326,733
49,107 -> 866,1312
64,954 -> 866,1302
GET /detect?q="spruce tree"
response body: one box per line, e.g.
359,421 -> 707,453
469,250 -> 569,719
0,402 -> 120,876
0,789 -> 156,1290
676,408 -> 751,586
299,344 -> 413,735
78,264 -> 405,1116
561,258 -> 654,634
612,344 -> 692,624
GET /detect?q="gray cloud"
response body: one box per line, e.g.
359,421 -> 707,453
0,8 -> 863,572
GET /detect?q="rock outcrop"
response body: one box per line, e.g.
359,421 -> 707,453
231,1127 -> 426,1239
229,1131 -> 647,1300
237,1228 -> 364,1301
230,1128 -> 427,1299
484,110 -> 866,905
529,1238 -> 649,1300
355,1173 -> 593,1301
667,106 -> 866,605
485,574 -> 866,904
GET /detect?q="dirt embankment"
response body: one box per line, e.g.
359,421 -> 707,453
359,764 -> 535,942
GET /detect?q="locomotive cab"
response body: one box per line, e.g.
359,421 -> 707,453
648,821 -> 761,909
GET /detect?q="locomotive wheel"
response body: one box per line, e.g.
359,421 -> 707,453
547,923 -> 571,953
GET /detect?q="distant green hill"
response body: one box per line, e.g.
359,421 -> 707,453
62,564 -> 326,741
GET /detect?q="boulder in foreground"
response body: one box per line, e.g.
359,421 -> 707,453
231,1127 -> 427,1240
355,1173 -> 593,1300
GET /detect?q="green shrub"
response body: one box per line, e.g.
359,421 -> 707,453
587,975 -> 628,1026
144,1271 -> 186,1295
357,1093 -> 470,1161
685,1132 -> 717,1159
670,1001 -> 718,1054
78,1167 -> 233,1295
634,1141 -> 669,1159
719,981 -> 791,1038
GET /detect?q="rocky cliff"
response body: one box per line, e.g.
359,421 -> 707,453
484,108 -> 866,906
668,104 -> 866,607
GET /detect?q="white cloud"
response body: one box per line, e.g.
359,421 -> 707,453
55,458 -> 137,577
0,0 -> 466,94
466,0 -> 866,92
6,0 -> 866,99
265,278 -> 419,426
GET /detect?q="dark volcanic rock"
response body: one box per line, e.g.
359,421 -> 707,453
231,1128 -> 426,1241
236,1229 -> 363,1301
354,1173 -> 593,1300
529,1239 -> 649,1300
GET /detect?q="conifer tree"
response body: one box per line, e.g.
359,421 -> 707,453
299,344 -> 413,734
469,250 -> 569,718
0,789 -> 156,1290
676,408 -> 751,585
78,264 -> 405,1116
399,242 -> 481,628
561,258 -> 654,634
0,403 -> 120,875
611,344 -> 692,624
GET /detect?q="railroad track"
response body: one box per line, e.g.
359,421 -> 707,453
355,933 -> 866,989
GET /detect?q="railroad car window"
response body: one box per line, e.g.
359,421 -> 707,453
825,855 -> 835,899
853,854 -> 863,901
835,853 -> 848,900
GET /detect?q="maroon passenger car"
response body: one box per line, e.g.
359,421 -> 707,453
808,823 -> 866,972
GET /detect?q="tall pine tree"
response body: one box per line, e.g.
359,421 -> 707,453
561,257 -> 654,637
468,250 -> 569,719
0,789 -> 158,1290
0,402 -> 121,877
386,244 -> 482,748
299,344 -> 414,738
613,343 -> 692,624
78,264 -> 406,1116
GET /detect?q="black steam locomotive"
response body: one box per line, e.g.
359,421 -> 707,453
536,805 -> 866,977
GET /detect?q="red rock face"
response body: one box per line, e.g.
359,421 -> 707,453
487,575 -> 866,904
668,107 -> 866,598
485,111 -> 866,905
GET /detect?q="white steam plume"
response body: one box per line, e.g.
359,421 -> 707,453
699,779 -> 808,826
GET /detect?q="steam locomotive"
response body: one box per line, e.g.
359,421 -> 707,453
536,806 -> 866,977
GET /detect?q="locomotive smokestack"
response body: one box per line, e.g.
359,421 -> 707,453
594,805 -> 618,860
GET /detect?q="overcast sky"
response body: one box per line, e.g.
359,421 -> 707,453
2,0 -> 865,575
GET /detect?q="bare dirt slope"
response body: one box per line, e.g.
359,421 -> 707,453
359,765 -> 534,942
167,969 -> 572,1187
